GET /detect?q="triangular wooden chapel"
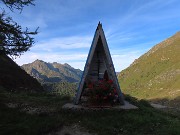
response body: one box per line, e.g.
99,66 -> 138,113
74,22 -> 124,105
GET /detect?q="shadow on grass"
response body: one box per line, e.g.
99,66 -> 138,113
147,96 -> 180,117
0,89 -> 180,135
148,96 -> 180,108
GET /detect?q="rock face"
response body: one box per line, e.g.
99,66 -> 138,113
118,32 -> 180,106
21,60 -> 83,83
0,55 -> 43,91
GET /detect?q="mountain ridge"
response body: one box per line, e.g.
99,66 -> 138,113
22,59 -> 83,83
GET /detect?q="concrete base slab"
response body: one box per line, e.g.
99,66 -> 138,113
62,100 -> 138,110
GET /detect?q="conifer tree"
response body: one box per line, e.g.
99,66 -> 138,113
0,0 -> 38,57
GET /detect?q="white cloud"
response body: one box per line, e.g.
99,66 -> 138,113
3,0 -> 179,73
111,51 -> 142,72
15,48 -> 144,72
14,52 -> 88,67
32,36 -> 92,52
66,61 -> 86,70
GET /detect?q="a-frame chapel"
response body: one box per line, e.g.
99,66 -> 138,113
74,22 -> 124,105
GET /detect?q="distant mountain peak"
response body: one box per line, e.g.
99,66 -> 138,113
34,59 -> 45,63
22,60 -> 83,83
63,63 -> 72,67
52,62 -> 58,64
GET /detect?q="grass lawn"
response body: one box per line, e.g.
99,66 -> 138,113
0,87 -> 180,135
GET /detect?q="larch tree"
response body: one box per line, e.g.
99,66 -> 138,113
0,0 -> 38,57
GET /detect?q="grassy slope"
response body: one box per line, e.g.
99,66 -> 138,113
0,86 -> 179,135
0,55 -> 43,91
118,32 -> 180,107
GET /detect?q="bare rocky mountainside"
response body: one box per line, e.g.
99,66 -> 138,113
0,55 -> 43,91
21,60 -> 83,83
118,32 -> 180,108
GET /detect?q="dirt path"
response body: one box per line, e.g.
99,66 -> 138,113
150,103 -> 167,109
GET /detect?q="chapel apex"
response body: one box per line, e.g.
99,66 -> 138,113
97,21 -> 102,30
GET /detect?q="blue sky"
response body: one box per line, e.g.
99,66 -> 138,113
3,0 -> 180,71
